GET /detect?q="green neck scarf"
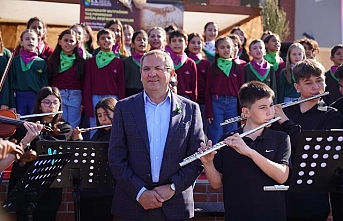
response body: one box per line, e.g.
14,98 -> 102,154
20,57 -> 35,72
248,62 -> 271,82
264,52 -> 280,71
96,50 -> 116,68
330,69 -> 339,82
173,53 -> 188,70
217,58 -> 233,77
59,51 -> 76,73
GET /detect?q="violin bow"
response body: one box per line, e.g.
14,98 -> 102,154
0,49 -> 15,92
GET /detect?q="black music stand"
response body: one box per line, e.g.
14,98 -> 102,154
288,130 -> 343,218
35,141 -> 114,221
2,153 -> 73,221
288,130 -> 343,193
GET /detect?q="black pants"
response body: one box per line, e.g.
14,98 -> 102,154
115,207 -> 188,221
80,196 -> 113,221
16,209 -> 58,221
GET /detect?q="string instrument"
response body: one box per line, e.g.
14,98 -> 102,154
0,49 -> 15,91
20,111 -> 63,119
0,109 -> 52,163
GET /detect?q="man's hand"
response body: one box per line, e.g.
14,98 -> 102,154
153,184 -> 175,202
138,190 -> 164,210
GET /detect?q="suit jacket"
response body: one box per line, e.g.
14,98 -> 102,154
108,91 -> 205,219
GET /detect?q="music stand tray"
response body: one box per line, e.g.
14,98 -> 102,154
35,141 -> 114,221
2,153 -> 73,220
35,141 -> 113,188
289,130 -> 343,193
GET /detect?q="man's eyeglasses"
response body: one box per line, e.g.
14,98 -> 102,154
142,66 -> 171,73
41,100 -> 60,107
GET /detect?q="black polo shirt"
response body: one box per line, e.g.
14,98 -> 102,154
214,127 -> 290,221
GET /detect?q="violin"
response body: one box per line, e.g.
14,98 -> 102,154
0,109 -> 53,137
0,109 -> 52,163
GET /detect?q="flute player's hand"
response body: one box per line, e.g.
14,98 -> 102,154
71,127 -> 83,141
198,140 -> 216,165
274,104 -> 289,124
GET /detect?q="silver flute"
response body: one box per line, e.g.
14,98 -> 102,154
79,124 -> 112,132
179,117 -> 281,167
220,92 -> 329,126
263,185 -> 289,191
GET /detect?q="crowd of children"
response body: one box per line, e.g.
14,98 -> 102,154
1,16 -> 343,221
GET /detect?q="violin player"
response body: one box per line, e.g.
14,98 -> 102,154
8,86 -> 72,221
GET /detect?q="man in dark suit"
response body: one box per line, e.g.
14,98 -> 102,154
108,50 -> 205,221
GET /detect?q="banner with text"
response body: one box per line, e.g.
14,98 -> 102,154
80,0 -> 184,31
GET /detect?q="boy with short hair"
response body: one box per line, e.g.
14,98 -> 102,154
324,44 -> 343,104
83,28 -> 125,136
168,30 -> 198,101
243,39 -> 277,103
199,81 -> 291,221
273,59 -> 342,221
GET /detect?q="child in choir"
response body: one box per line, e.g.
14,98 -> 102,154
104,19 -> 130,58
168,30 -> 198,102
273,59 -> 342,221
70,24 -> 92,60
205,37 -> 244,143
228,33 -> 247,65
244,39 -> 277,103
203,22 -> 218,63
277,43 -> 305,103
26,17 -> 53,62
148,26 -> 166,50
48,29 -> 86,128
123,29 -> 148,97
81,23 -> 96,54
123,24 -> 134,55
72,97 -> 117,221
164,24 -> 178,43
230,27 -> 250,63
186,32 -> 211,134
1,29 -> 48,115
200,81 -> 290,221
324,44 -> 343,104
295,37 -> 319,60
164,24 -> 178,52
263,34 -> 285,80
83,28 -> 125,137
261,30 -> 273,41
93,19 -> 130,58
